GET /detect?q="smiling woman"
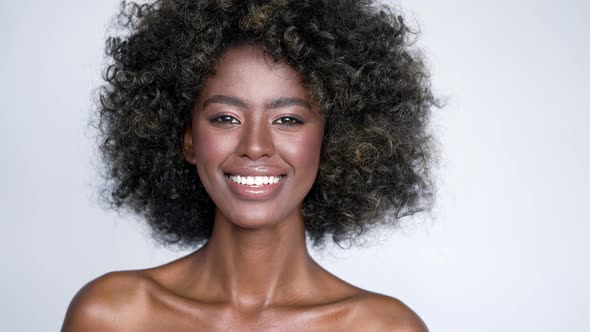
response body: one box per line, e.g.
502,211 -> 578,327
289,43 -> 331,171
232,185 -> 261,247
61,0 -> 436,330
184,44 -> 325,229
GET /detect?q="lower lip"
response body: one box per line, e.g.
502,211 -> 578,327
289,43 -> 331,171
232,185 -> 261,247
224,175 -> 286,200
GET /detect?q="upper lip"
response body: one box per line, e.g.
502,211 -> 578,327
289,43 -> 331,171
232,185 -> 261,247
223,165 -> 287,177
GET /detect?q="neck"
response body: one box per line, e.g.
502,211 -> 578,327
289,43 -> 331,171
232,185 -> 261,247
193,207 -> 318,309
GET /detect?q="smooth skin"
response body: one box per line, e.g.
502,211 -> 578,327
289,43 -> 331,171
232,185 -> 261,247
62,44 -> 428,331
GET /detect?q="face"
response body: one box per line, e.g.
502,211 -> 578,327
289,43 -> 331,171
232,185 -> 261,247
184,44 -> 324,229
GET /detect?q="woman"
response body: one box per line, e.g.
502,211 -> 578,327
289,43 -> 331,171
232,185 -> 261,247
63,0 -> 436,330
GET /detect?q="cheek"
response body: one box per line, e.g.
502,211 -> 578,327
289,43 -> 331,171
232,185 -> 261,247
193,127 -> 234,174
280,126 -> 324,174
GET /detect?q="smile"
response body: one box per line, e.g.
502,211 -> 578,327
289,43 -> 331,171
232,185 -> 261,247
226,174 -> 284,187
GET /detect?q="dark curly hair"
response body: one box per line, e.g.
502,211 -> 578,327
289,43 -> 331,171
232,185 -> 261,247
97,0 -> 437,248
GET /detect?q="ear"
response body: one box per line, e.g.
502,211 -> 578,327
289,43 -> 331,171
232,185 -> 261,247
183,125 -> 196,165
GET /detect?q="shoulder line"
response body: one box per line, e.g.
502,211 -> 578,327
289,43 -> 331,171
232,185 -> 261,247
354,292 -> 429,332
61,271 -> 153,331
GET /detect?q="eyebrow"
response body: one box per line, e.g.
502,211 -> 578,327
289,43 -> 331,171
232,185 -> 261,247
202,95 -> 247,109
267,97 -> 311,111
202,95 -> 311,111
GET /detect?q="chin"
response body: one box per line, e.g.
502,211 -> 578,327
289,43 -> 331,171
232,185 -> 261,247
216,204 -> 300,230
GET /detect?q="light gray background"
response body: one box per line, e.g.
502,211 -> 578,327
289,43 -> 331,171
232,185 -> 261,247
1,0 -> 588,331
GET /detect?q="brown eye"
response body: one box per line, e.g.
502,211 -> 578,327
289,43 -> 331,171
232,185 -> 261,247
273,116 -> 304,126
210,115 -> 240,125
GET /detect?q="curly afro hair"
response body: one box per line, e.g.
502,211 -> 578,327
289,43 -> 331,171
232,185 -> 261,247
97,0 -> 437,248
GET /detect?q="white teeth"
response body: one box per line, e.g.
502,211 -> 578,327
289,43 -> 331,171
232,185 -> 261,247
228,175 -> 282,186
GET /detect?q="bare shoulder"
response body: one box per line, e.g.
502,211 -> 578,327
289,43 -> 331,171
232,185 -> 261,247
61,270 -> 153,331
350,291 -> 428,332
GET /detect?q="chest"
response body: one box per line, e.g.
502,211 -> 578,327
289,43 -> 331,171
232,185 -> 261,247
134,303 -> 361,332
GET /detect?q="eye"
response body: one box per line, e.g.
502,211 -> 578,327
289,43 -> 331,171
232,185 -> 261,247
209,114 -> 240,125
273,116 -> 304,126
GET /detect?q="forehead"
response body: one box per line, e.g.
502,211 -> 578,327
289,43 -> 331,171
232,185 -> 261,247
198,44 -> 309,102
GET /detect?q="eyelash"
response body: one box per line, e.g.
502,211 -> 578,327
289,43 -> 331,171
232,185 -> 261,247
208,115 -> 304,126
273,116 -> 304,126
209,114 -> 240,125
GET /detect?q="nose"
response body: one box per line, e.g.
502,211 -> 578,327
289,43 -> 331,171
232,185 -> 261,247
237,119 -> 275,160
